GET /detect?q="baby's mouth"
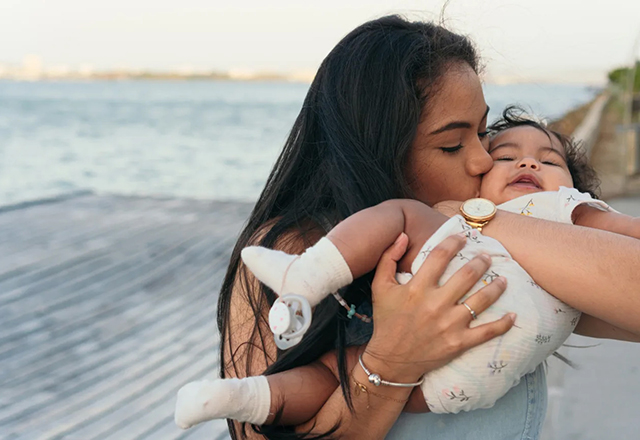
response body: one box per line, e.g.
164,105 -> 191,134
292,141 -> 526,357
509,174 -> 542,190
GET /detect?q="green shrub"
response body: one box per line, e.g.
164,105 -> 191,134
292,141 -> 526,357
608,61 -> 640,92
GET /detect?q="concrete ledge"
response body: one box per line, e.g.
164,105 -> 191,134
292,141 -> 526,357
571,92 -> 611,158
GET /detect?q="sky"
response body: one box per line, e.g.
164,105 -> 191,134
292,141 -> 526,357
1,0 -> 639,84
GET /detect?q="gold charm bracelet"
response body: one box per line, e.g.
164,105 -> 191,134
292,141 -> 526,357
353,379 -> 409,409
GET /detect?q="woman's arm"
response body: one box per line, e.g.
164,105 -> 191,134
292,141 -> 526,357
573,205 -> 640,238
482,210 -> 640,335
566,206 -> 640,340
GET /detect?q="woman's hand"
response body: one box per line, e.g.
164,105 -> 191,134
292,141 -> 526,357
364,233 -> 515,382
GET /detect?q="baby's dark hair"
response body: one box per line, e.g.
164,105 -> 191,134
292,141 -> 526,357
489,106 -> 601,198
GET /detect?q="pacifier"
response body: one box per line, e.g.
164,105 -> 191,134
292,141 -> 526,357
268,294 -> 312,350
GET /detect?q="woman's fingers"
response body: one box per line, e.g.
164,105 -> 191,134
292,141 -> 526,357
441,253 -> 493,303
464,313 -> 516,349
371,233 -> 409,293
411,234 -> 467,287
459,276 -> 507,321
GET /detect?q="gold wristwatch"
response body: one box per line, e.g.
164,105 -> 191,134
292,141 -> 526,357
460,198 -> 497,232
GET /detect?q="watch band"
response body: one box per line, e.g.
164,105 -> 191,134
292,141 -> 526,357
464,219 -> 490,232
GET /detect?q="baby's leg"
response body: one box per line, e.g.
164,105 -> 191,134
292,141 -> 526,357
175,359 -> 339,429
241,199 -> 446,305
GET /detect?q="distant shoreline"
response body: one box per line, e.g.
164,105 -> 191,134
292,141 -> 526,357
0,71 -> 604,87
0,71 -> 314,84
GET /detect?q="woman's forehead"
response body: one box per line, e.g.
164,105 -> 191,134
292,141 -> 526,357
419,64 -> 487,130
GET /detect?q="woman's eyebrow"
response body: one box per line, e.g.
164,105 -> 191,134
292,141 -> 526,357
429,106 -> 490,135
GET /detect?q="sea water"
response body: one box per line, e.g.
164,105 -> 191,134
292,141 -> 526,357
0,80 -> 597,206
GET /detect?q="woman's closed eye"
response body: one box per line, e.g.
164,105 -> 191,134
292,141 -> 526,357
440,131 -> 489,154
440,144 -> 463,154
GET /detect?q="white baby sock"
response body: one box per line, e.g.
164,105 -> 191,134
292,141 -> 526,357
241,237 -> 353,307
175,376 -> 271,429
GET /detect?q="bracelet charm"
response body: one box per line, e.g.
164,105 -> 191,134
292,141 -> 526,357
358,353 -> 424,388
368,373 -> 382,387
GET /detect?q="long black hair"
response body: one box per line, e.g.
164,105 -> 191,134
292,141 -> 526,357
217,15 -> 479,439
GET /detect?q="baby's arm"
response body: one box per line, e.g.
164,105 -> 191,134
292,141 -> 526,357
325,199 -> 447,276
571,206 -> 640,341
241,199 -> 447,308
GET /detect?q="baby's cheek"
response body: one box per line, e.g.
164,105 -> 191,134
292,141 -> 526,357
478,172 -> 501,201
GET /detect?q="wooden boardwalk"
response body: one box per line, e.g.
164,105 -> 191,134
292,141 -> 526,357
4,191 -> 640,440
0,193 -> 252,440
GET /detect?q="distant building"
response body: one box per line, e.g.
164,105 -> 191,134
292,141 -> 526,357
22,55 -> 43,80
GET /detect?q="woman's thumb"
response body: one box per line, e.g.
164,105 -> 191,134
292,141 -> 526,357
373,233 -> 408,287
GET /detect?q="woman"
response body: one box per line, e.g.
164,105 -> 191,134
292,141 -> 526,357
217,15 -> 640,439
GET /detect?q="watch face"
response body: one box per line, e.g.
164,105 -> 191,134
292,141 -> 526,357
462,198 -> 496,219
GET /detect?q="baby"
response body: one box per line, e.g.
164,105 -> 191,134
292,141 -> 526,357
175,108 -> 638,428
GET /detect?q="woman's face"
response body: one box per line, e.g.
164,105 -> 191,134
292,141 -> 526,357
406,62 -> 492,206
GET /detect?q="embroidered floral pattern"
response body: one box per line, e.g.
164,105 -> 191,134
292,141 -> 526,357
444,388 -> 471,402
482,270 -> 500,285
488,361 -> 508,374
527,279 -> 541,289
418,246 -> 433,261
520,199 -> 535,216
535,334 -> 551,344
458,218 -> 483,243
455,252 -> 470,262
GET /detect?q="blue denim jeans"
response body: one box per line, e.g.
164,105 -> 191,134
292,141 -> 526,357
386,363 -> 547,440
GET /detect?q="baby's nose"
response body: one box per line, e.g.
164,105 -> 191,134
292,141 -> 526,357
518,158 -> 539,170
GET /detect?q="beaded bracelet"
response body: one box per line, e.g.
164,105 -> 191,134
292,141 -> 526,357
332,292 -> 372,323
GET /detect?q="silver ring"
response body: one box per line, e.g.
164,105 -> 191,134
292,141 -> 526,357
462,301 -> 478,320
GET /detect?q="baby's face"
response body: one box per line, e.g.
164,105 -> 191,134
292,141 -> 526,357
479,126 -> 573,205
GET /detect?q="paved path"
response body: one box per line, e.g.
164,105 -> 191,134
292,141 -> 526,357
2,192 -> 639,439
543,195 -> 640,440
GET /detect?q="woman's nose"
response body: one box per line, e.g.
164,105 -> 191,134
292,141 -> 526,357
467,145 -> 493,177
518,157 -> 539,170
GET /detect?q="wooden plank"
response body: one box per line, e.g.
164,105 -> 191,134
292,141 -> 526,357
0,195 -> 252,439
